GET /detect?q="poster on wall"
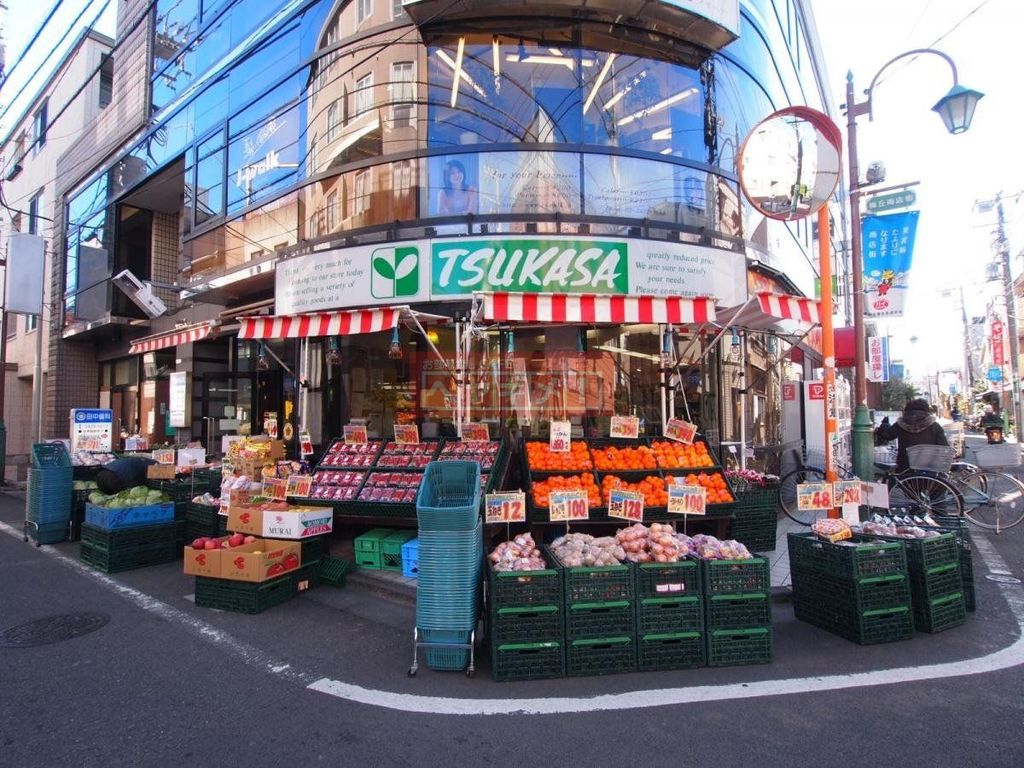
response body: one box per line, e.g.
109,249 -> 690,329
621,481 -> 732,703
427,155 -> 480,216
70,409 -> 114,452
862,211 -> 919,318
169,371 -> 188,428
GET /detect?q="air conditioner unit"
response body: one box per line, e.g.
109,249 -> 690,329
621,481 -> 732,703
112,269 -> 167,318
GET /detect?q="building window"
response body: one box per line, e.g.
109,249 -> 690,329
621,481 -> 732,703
5,313 -> 16,340
355,73 -> 373,116
327,102 -> 339,142
391,0 -> 404,19
25,314 -> 38,332
99,56 -> 114,108
357,0 -> 372,26
33,100 -> 48,154
353,170 -> 370,215
390,61 -> 414,127
326,190 -> 338,232
28,190 -> 44,235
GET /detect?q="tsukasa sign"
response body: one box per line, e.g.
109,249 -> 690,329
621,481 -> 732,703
275,236 -> 744,315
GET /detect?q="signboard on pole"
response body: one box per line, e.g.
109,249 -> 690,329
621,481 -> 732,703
866,189 -> 917,213
169,372 -> 188,428
862,211 -> 919,318
867,336 -> 890,382
992,319 -> 1005,366
70,409 -> 114,452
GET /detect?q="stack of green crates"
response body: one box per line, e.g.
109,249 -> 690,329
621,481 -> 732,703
635,559 -> 705,671
354,528 -> 395,569
184,501 -> 227,541
702,554 -> 772,666
26,443 -> 74,544
788,533 -> 914,644
877,532 -> 966,633
933,517 -> 975,612
729,486 -> 779,552
545,546 -> 636,677
80,521 -> 177,573
487,553 -> 564,681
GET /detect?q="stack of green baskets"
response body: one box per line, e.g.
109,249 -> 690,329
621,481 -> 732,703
415,461 -> 482,672
729,485 -> 779,552
26,443 -> 74,545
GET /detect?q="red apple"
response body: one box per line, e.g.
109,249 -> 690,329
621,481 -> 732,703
229,533 -> 245,548
243,535 -> 256,544
191,537 -> 208,550
204,539 -> 221,550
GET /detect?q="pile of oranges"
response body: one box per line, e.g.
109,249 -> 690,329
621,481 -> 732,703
602,474 -> 668,508
669,471 -> 734,504
591,445 -> 657,471
651,439 -> 715,469
526,441 -> 593,472
532,473 -> 601,508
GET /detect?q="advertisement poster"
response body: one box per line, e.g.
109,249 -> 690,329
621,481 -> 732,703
169,372 -> 188,428
70,409 -> 114,452
867,336 -> 890,383
862,211 -> 919,317
427,155 -> 481,216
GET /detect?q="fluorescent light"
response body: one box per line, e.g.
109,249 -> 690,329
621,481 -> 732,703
436,49 -> 485,99
450,36 -> 465,108
548,47 -> 563,56
604,89 -> 627,110
652,127 -> 671,140
583,53 -> 616,115
660,148 -> 673,155
492,37 -> 500,78
594,344 -> 661,362
505,53 -> 575,69
617,87 -> 698,127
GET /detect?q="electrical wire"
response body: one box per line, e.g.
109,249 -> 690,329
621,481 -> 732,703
0,0 -> 67,93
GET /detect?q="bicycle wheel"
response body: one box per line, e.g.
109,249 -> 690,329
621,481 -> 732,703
960,470 -> 1024,531
889,474 -> 963,520
779,467 -> 827,526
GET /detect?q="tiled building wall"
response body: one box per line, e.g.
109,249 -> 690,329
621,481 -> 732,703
152,211 -> 181,310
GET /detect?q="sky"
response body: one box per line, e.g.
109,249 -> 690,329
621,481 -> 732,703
1,0 -> 1022,388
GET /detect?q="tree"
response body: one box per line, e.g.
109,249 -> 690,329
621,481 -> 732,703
880,378 -> 919,411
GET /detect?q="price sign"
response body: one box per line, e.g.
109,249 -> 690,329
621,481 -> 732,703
797,482 -> 834,511
299,430 -> 313,457
609,415 -> 640,439
607,488 -> 644,522
153,448 -> 176,465
549,490 -> 589,522
343,424 -> 368,445
286,474 -> 313,498
485,491 -> 527,524
264,477 -> 288,501
664,418 -> 697,444
264,412 -> 279,439
833,480 -> 862,506
394,424 -> 420,444
460,423 -> 490,442
549,420 -> 571,453
668,484 -> 706,516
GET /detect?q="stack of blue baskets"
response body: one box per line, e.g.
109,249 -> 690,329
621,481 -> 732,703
415,460 -> 482,672
26,443 -> 74,544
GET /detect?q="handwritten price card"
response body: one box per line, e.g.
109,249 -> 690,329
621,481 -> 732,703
549,490 -> 589,522
394,424 -> 420,445
797,482 -> 834,511
343,425 -> 368,445
664,418 -> 697,444
286,474 -> 313,498
485,491 -> 527,524
668,484 -> 707,516
460,423 -> 490,442
153,448 -> 176,465
549,420 -> 571,453
833,480 -> 862,506
607,488 -> 644,522
264,477 -> 288,501
609,415 -> 640,439
299,430 -> 314,457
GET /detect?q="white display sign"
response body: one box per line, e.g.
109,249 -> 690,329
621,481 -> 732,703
169,371 -> 188,428
70,409 -> 114,452
4,233 -> 45,315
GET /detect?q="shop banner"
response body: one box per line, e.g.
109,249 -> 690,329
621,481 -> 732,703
862,211 -> 919,318
992,319 -> 1005,366
867,336 -> 890,382
485,491 -> 527,524
549,490 -> 589,522
668,484 -> 706,516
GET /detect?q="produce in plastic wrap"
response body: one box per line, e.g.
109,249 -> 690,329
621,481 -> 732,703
854,520 -> 939,539
689,534 -> 753,560
550,533 -> 625,567
613,522 -> 686,563
811,518 -> 852,542
191,492 -> 219,505
489,533 -> 546,572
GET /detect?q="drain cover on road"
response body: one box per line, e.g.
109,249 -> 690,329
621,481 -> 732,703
0,613 -> 110,647
985,574 -> 1022,584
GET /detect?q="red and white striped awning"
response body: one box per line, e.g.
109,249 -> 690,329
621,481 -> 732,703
238,308 -> 402,339
482,293 -> 716,324
128,321 -> 218,355
757,292 -> 820,324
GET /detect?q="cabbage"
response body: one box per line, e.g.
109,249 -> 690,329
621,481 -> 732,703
88,492 -> 105,505
129,486 -> 149,499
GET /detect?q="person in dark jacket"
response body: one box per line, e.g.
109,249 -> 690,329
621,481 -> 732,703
95,456 -> 155,495
875,398 -> 949,472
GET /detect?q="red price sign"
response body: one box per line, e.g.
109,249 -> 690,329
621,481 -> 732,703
299,430 -> 313,457
834,480 -> 862,506
286,474 -> 312,498
607,489 -> 644,522
264,477 -> 288,502
797,482 -> 834,511
343,425 -> 368,445
549,420 -> 571,453
549,490 -> 589,522
664,418 -> 697,444
460,423 -> 490,442
485,492 -> 526,524
153,448 -> 176,466
394,424 -> 420,444
609,415 -> 640,439
668,484 -> 706,516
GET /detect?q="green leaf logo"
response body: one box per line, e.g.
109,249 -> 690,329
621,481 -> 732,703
371,246 -> 420,298
373,257 -> 395,280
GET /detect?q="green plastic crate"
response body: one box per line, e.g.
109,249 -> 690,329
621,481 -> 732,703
291,562 -> 321,594
80,539 -> 177,573
790,567 -> 911,614
705,592 -> 772,630
637,595 -> 703,635
355,527 -> 395,569
793,599 -> 915,645
909,561 -> 963,602
707,627 -> 773,666
913,591 -> 967,634
487,557 -> 562,608
702,556 -> 770,595
186,502 -> 221,527
638,631 -> 706,671
871,532 -> 959,571
194,573 -> 295,613
490,604 -> 563,645
318,556 -> 352,587
545,545 -> 634,603
146,479 -> 193,503
566,636 -> 636,677
787,533 -> 907,581
300,534 -> 329,566
566,601 -> 635,640
491,641 -> 564,682
381,530 -> 416,571
634,559 -> 701,599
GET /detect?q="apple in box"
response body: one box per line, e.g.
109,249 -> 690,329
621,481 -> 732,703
219,539 -> 301,582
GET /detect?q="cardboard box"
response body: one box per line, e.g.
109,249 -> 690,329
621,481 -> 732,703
226,504 -> 334,539
183,536 -> 301,582
146,464 -> 177,480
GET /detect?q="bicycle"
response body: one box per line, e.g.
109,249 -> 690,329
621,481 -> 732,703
778,446 -> 858,525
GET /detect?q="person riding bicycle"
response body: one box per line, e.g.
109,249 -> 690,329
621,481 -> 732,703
874,398 -> 949,473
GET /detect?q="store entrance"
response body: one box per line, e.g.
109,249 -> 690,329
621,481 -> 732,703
200,372 -> 283,456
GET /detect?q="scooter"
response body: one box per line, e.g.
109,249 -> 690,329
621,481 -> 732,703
985,425 -> 1006,444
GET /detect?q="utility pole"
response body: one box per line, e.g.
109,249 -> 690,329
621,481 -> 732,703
986,193 -> 1023,441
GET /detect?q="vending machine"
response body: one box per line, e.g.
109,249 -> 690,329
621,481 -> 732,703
781,378 -> 852,470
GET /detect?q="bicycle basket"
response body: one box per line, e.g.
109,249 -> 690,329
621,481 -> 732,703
974,444 -> 1021,468
906,445 -> 954,473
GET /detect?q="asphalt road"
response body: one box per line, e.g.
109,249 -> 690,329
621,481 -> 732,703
2,479 -> 1024,767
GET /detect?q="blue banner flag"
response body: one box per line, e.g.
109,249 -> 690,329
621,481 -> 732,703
862,211 -> 919,317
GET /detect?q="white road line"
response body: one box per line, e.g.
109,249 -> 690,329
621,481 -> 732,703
5,517 -> 1023,715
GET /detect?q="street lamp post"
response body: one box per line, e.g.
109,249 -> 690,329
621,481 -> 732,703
843,48 -> 984,479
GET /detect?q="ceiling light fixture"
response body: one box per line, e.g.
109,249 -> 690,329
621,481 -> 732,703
616,87 -> 698,127
436,49 -> 486,99
450,36 -> 465,108
583,53 -> 616,115
492,36 -> 500,78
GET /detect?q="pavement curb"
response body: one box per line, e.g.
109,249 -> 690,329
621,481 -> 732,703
346,569 -> 417,608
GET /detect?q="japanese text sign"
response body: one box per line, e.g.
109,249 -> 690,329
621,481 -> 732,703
549,420 -> 571,453
664,418 -> 697,444
460,423 -> 490,442
607,489 -> 644,522
668,484 -> 706,516
394,424 -> 420,444
797,482 -> 834,511
344,425 -> 368,445
609,416 -> 640,439
485,491 -> 526,524
549,490 -> 589,522
862,211 -> 919,318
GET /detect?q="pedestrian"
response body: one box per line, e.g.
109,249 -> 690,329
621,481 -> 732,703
874,398 -> 949,472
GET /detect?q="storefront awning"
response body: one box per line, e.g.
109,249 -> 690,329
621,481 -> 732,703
238,308 -> 403,339
716,292 -> 820,333
757,292 -> 820,324
481,293 -> 716,324
128,321 -> 219,354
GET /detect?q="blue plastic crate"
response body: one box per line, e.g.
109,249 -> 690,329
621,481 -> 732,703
402,537 -> 419,577
84,502 -> 176,531
416,461 -> 481,531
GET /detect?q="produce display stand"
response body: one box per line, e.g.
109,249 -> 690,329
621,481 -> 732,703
24,443 -> 74,546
